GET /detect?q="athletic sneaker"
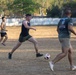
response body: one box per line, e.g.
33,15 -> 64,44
49,62 -> 54,71
8,53 -> 12,59
36,53 -> 43,57
2,43 -> 6,46
71,65 -> 76,71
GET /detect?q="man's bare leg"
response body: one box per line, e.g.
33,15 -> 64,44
8,41 -> 22,59
52,47 -> 68,64
0,37 -> 3,42
28,37 -> 43,57
49,47 -> 68,71
2,35 -> 8,46
68,48 -> 73,67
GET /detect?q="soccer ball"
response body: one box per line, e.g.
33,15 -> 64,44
44,53 -> 50,59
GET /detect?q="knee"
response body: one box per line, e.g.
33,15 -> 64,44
63,52 -> 67,57
68,49 -> 72,54
19,42 -> 22,45
6,37 -> 8,39
5,36 -> 8,39
18,42 -> 22,46
34,40 -> 38,45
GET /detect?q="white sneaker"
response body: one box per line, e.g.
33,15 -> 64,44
49,62 -> 54,71
71,65 -> 76,71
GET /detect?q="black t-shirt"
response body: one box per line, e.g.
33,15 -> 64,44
20,22 -> 30,37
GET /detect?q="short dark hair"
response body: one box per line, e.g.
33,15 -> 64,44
26,14 -> 31,17
64,9 -> 72,15
2,16 -> 5,20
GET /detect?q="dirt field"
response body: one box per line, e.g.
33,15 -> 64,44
0,26 -> 76,75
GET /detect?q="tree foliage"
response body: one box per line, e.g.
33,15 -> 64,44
46,0 -> 76,17
63,0 -> 76,17
7,0 -> 41,16
46,5 -> 61,17
0,0 -> 76,17
0,0 -> 8,16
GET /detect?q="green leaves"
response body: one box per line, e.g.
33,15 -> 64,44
63,0 -> 76,17
7,0 -> 41,15
46,0 -> 76,17
46,5 -> 61,17
0,0 -> 76,17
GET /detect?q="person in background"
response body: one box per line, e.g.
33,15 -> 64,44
0,16 -> 8,46
49,9 -> 76,71
8,14 -> 43,59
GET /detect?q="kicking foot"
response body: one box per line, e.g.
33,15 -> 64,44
2,43 -> 6,46
36,53 -> 43,57
71,65 -> 76,71
8,53 -> 12,59
49,62 -> 54,71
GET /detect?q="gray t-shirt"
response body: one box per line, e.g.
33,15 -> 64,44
58,17 -> 73,38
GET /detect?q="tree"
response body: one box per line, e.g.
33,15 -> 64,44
62,0 -> 76,17
0,0 -> 8,16
32,0 -> 54,15
46,5 -> 61,17
46,0 -> 63,17
7,0 -> 41,17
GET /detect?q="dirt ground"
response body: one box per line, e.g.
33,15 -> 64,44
0,26 -> 76,75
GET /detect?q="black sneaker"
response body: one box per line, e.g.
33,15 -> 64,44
8,53 -> 12,59
36,53 -> 43,57
2,43 -> 6,46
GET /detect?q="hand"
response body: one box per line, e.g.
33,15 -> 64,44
32,28 -> 36,31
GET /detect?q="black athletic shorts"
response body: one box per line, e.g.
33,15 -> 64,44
19,34 -> 32,42
1,32 -> 7,37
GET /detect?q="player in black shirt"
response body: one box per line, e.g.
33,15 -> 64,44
8,14 -> 43,59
